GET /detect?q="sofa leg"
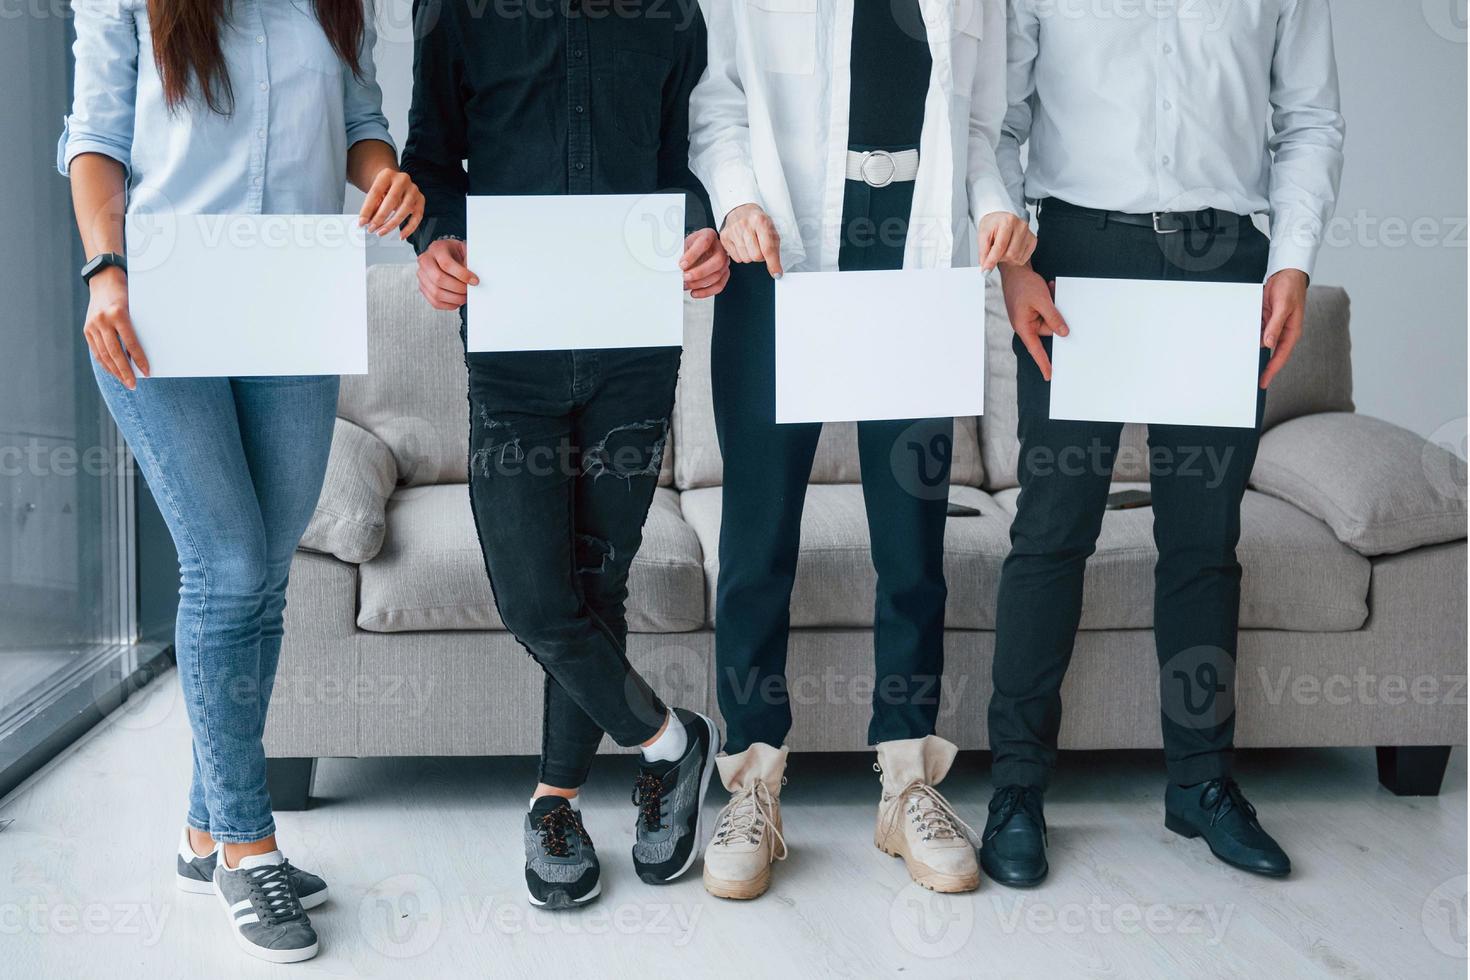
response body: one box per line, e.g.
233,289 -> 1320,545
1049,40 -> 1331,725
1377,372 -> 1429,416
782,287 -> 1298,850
267,757 -> 318,811
1376,746 -> 1452,797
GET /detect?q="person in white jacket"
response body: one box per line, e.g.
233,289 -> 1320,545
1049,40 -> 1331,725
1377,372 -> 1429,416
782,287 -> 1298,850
688,0 -> 1033,901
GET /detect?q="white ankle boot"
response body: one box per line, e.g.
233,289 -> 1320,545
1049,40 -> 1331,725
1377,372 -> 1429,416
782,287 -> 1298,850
703,743 -> 788,900
874,735 -> 980,893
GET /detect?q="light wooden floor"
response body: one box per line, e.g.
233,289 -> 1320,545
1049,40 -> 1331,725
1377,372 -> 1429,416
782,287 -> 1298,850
2,669 -> 1465,979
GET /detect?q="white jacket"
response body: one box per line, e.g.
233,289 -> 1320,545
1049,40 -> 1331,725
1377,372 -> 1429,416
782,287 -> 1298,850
689,0 -> 1013,273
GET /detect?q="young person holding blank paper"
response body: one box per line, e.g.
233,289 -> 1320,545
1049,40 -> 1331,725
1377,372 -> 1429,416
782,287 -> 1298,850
403,0 -> 729,910
982,0 -> 1345,886
60,0 -> 420,964
688,0 -> 1032,900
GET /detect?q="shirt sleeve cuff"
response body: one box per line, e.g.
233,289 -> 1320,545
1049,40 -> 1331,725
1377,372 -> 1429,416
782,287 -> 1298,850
708,161 -> 764,230
968,176 -> 1023,224
57,120 -> 132,178
1266,236 -> 1320,282
346,123 -> 397,155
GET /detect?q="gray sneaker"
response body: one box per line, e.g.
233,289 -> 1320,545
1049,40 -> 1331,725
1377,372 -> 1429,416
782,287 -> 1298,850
631,708 -> 720,884
213,850 -> 319,963
524,797 -> 601,909
176,828 -> 328,909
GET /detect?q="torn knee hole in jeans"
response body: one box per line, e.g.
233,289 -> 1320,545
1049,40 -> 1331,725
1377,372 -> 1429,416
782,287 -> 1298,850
576,534 -> 616,575
581,418 -> 669,481
472,409 -> 524,475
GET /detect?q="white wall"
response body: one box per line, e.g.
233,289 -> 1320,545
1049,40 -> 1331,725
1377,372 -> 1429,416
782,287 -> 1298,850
364,0 -> 1468,441
1312,1 -> 1467,444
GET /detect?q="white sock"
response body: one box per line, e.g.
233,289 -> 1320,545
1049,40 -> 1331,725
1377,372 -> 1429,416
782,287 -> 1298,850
640,711 -> 687,763
530,793 -> 579,810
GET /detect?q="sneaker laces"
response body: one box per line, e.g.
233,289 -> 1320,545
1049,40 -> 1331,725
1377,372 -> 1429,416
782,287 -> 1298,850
712,779 -> 787,860
985,784 -> 1047,844
632,771 -> 667,832
881,776 -> 980,848
242,863 -> 306,925
538,803 -> 592,858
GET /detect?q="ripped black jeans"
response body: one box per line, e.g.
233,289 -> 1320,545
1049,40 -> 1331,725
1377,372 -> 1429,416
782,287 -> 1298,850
465,345 -> 680,788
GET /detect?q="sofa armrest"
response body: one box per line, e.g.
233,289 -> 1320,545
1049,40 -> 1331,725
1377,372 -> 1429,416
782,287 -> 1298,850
1250,412 -> 1467,556
300,418 -> 398,564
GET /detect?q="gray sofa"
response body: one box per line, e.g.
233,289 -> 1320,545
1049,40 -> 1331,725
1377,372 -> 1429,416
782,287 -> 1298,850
262,264 -> 1468,807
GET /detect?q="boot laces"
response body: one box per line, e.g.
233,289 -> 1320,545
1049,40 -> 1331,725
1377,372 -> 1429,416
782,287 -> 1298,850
712,779 -> 787,860
884,778 -> 979,847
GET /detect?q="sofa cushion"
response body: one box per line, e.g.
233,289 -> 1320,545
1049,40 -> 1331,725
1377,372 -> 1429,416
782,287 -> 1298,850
681,482 -> 1369,631
989,484 -> 1369,631
300,418 -> 397,564
680,485 -> 1015,629
346,265 -> 676,488
980,284 -> 1356,491
1250,413 -> 1468,556
359,485 -> 705,633
672,292 -> 986,490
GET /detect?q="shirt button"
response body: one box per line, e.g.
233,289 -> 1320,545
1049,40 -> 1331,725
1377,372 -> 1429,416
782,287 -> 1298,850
573,49 -> 584,59
1163,43 -> 1173,54
574,105 -> 585,114
1162,100 -> 1172,110
258,81 -> 268,92
256,35 -> 265,44
1162,156 -> 1172,166
575,162 -> 586,171
257,129 -> 266,139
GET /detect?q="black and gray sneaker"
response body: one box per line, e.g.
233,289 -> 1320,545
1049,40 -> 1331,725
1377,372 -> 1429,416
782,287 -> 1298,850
525,797 -> 601,909
176,828 -> 328,909
213,850 -> 319,963
631,708 -> 720,884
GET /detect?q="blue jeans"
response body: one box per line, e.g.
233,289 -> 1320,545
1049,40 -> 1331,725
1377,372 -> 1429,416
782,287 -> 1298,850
94,364 -> 338,843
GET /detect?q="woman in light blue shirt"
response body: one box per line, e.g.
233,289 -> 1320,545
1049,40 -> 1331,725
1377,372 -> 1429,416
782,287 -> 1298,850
59,0 -> 421,963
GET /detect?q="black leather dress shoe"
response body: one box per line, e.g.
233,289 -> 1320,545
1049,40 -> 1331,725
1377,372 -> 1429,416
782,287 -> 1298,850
980,785 -> 1048,887
1164,778 -> 1291,877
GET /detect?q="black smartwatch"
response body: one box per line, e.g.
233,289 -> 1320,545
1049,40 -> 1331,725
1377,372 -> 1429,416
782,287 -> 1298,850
80,252 -> 127,284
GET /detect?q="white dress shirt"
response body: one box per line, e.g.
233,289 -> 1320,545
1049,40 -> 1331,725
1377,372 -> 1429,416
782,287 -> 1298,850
999,0 -> 1345,279
689,0 -> 1015,273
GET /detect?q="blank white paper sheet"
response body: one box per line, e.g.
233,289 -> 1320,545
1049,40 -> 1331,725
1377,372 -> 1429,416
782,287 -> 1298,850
125,214 -> 368,378
466,194 -> 685,352
1049,277 -> 1263,429
775,267 -> 987,424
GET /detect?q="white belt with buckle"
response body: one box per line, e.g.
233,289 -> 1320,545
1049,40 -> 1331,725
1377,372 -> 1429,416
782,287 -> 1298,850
845,149 -> 919,188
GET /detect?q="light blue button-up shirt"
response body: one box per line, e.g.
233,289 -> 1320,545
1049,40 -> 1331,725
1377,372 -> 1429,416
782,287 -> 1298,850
59,0 -> 394,216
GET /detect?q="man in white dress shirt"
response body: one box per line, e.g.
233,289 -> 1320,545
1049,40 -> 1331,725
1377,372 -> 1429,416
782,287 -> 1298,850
980,0 -> 1345,886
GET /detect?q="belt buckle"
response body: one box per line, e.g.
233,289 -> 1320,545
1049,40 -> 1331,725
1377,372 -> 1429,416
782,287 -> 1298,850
860,150 -> 898,189
1152,211 -> 1183,235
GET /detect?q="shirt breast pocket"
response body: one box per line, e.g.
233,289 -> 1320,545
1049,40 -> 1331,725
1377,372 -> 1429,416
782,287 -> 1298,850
614,49 -> 672,148
745,0 -> 819,76
289,27 -> 343,75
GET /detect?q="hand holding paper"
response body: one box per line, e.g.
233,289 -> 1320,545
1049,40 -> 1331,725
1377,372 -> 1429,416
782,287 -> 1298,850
1000,264 -> 1070,380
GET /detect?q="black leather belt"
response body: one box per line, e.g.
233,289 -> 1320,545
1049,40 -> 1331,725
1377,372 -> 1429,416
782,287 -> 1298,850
1039,197 -> 1247,235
